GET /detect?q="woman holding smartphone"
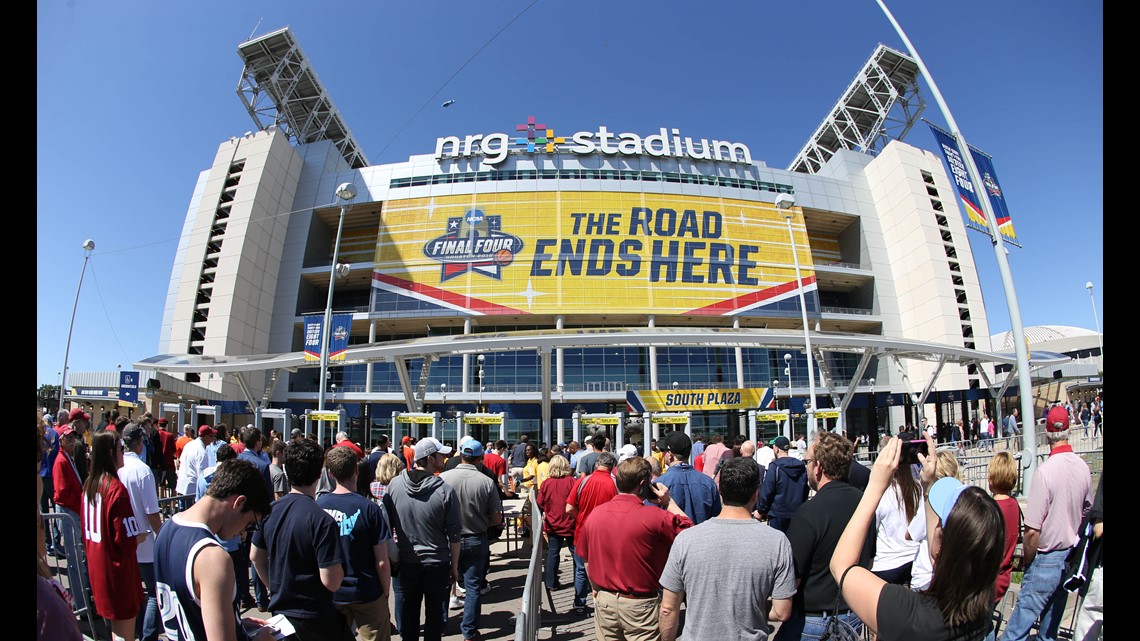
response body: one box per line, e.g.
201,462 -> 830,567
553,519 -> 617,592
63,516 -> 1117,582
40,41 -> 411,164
830,437 -> 1002,640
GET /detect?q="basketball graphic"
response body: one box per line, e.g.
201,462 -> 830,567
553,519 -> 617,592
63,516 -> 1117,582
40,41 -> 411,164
493,249 -> 514,266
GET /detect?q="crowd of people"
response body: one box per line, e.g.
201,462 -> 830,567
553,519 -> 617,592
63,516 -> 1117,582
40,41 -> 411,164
37,402 -> 1102,641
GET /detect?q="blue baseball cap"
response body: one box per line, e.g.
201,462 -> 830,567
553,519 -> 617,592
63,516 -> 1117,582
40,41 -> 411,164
927,477 -> 968,524
461,440 -> 485,457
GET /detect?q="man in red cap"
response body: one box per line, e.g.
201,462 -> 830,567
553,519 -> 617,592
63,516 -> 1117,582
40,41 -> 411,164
65,408 -> 92,482
1003,405 -> 1094,641
153,418 -> 177,496
401,435 -> 416,471
175,425 -> 217,508
51,423 -> 87,606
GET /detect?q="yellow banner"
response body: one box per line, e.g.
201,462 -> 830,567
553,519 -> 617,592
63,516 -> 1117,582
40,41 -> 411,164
581,417 -> 621,425
373,192 -> 813,316
632,388 -> 766,412
651,415 -> 689,424
396,415 -> 436,424
463,415 -> 503,425
756,411 -> 790,422
310,411 -> 340,421
814,410 -> 841,419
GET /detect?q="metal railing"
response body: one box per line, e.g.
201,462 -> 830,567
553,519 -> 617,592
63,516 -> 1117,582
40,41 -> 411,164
514,493 -> 544,641
41,511 -> 99,637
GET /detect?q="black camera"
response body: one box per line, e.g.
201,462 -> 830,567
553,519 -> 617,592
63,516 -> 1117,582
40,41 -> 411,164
900,439 -> 928,465
639,481 -> 659,502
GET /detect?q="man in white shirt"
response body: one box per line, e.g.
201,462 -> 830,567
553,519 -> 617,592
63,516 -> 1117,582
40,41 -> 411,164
119,423 -> 163,641
176,425 -> 217,507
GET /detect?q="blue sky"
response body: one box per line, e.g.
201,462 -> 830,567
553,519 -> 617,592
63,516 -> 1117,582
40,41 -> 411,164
37,0 -> 1102,387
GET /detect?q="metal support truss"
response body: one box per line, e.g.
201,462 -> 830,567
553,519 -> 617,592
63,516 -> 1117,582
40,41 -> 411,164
788,44 -> 925,174
236,27 -> 369,169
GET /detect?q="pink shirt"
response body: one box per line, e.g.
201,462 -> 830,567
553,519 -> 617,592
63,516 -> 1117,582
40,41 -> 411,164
700,443 -> 732,479
1024,444 -> 1093,552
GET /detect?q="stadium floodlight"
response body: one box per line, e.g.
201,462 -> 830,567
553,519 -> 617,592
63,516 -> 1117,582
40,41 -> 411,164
317,183 -> 357,446
60,239 -> 96,410
777,194 -> 819,443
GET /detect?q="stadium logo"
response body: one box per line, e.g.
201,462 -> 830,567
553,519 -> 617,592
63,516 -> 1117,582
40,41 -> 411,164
435,116 -> 752,166
982,172 -> 1002,198
423,209 -> 523,282
333,325 -> 348,341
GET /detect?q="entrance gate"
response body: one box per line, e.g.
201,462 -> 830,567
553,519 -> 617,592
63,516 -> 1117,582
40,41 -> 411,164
392,412 -> 440,445
572,413 -> 624,449
642,412 -> 691,457
456,412 -> 507,446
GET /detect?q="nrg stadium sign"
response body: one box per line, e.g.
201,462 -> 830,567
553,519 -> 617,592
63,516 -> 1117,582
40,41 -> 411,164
435,116 -> 752,166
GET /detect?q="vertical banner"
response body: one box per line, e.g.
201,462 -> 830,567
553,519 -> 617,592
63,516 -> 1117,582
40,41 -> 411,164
303,313 -> 353,362
119,370 -> 139,403
303,315 -> 323,362
927,123 -> 1018,245
328,313 -> 353,362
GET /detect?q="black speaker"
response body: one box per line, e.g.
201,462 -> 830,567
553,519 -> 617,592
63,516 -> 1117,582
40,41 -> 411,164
1053,370 -> 1063,380
146,378 -> 162,390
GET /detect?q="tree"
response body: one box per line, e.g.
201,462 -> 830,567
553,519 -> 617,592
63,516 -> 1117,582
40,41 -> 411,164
37,384 -> 61,416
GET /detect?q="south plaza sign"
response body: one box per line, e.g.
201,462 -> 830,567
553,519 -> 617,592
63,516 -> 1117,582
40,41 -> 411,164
435,120 -> 753,166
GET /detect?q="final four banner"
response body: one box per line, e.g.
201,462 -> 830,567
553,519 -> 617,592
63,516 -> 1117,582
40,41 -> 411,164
303,313 -> 354,362
371,192 -> 822,317
927,122 -> 1018,245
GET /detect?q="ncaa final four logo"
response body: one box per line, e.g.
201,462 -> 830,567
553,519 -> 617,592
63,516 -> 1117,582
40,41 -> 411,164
423,209 -> 525,282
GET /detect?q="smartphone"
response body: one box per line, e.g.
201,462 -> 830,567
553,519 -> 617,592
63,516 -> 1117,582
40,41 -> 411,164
900,439 -> 928,465
639,480 -> 658,502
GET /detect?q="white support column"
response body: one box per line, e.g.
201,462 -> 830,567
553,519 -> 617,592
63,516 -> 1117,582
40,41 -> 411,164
572,413 -> 581,445
462,317 -> 472,393
734,317 -> 746,435
366,320 -> 377,394
648,315 -> 658,390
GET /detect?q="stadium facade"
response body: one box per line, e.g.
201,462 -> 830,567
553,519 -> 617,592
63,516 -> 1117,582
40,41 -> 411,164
142,29 -> 1027,446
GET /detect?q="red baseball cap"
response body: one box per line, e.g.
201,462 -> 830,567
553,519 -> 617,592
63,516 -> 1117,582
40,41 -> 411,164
1046,406 -> 1071,432
198,425 -> 217,437
68,408 -> 91,422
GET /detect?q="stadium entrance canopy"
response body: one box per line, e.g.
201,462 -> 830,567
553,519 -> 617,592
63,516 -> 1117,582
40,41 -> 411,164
136,327 -> 1069,432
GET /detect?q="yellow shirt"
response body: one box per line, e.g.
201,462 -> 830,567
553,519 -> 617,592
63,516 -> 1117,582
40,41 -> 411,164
651,450 -> 665,474
536,460 -> 550,489
523,457 -> 541,489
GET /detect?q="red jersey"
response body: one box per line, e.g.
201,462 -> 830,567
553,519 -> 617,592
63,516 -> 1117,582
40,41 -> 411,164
52,451 -> 84,514
567,469 -> 618,541
403,445 -> 415,470
82,477 -> 146,620
155,429 -> 176,470
537,475 -> 576,536
335,440 -> 364,458
483,451 -> 507,478
577,494 -> 692,594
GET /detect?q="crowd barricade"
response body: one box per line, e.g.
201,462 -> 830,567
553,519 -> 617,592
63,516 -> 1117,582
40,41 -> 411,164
513,492 -> 545,641
41,510 -> 99,636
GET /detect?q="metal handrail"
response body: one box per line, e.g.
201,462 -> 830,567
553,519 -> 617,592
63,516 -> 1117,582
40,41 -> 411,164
514,492 -> 545,641
41,511 -> 99,636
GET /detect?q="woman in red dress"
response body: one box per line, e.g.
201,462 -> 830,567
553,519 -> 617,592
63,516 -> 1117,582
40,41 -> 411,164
82,430 -> 145,641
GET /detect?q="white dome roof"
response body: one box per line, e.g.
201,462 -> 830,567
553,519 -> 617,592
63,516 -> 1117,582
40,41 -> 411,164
990,325 -> 1100,351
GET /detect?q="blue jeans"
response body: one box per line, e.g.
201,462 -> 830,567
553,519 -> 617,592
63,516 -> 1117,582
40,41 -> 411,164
1001,548 -> 1068,641
767,516 -> 792,533
136,562 -> 161,641
569,547 -> 590,607
545,533 -> 589,606
774,610 -> 863,641
393,572 -> 404,633
459,535 -> 489,640
57,507 -> 85,608
399,562 -> 451,641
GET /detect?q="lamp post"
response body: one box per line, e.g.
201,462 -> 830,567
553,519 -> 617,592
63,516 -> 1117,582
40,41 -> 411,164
777,194 -> 819,440
1085,281 -> 1102,371
869,377 -> 877,440
771,379 -> 780,411
784,354 -> 793,439
317,183 -> 357,418
874,0 -> 1039,492
59,239 -> 95,410
478,354 -> 486,411
672,381 -> 679,391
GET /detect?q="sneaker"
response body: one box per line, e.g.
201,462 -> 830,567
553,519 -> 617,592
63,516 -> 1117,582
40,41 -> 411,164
449,595 -> 465,610
480,582 -> 493,595
455,585 -> 466,597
